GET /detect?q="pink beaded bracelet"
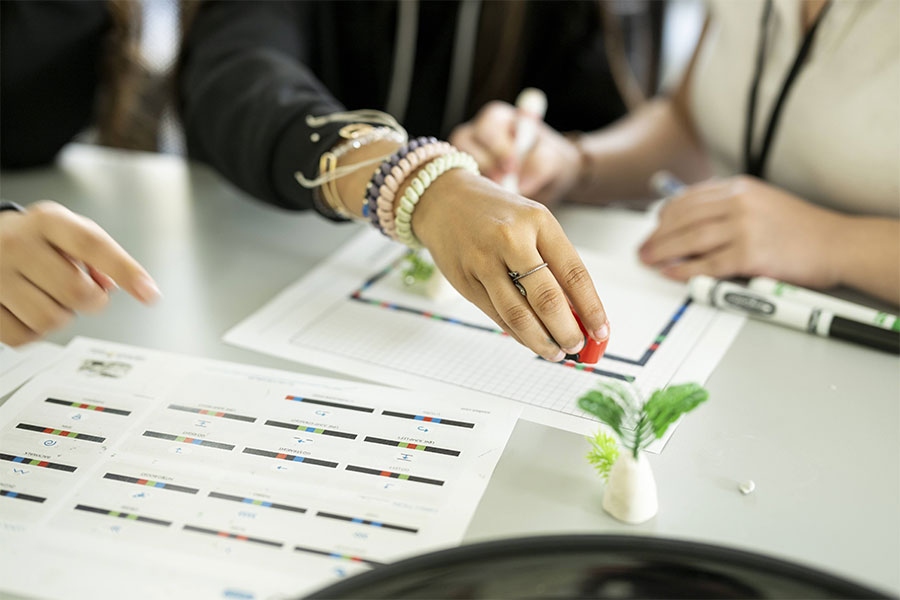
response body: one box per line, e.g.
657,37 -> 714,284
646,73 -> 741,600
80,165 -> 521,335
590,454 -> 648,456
375,141 -> 453,239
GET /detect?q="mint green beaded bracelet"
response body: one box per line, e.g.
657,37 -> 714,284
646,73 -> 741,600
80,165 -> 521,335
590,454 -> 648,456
394,151 -> 479,249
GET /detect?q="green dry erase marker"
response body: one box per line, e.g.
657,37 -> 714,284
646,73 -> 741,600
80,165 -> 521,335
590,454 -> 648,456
749,277 -> 899,332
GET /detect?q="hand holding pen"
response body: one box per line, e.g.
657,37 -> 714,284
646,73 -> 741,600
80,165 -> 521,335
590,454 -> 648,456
639,172 -> 846,290
449,90 -> 581,206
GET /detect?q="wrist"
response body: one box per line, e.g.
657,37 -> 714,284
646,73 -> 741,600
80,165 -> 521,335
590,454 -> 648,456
332,138 -> 404,218
554,133 -> 584,203
817,209 -> 853,288
410,167 -> 482,249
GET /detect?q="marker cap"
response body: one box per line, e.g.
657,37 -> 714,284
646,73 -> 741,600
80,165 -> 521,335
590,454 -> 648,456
517,88 -> 547,119
688,275 -> 716,306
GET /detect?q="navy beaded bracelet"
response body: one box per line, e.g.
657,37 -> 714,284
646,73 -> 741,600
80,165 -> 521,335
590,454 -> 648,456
363,136 -> 436,233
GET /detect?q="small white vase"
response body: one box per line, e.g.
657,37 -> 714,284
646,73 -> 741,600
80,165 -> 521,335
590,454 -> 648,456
602,452 -> 658,524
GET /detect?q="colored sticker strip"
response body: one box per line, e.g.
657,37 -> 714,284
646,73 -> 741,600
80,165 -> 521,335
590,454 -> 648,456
316,511 -> 417,533
74,504 -> 171,526
611,299 -> 691,366
284,395 -> 374,413
263,420 -> 357,440
0,452 -> 76,473
16,423 -> 105,443
543,358 -> 635,383
345,464 -> 444,486
183,524 -> 283,548
363,436 -> 460,457
350,292 -> 506,335
142,430 -> 235,451
103,473 -> 199,494
381,410 -> 475,429
167,404 -> 256,423
45,397 -> 131,416
208,491 -> 306,514
242,447 -> 338,468
293,545 -> 383,567
0,489 -> 46,503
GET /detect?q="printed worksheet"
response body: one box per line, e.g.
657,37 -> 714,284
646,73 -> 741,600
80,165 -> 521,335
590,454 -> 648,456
0,338 -> 520,600
225,229 -> 744,439
0,341 -> 62,399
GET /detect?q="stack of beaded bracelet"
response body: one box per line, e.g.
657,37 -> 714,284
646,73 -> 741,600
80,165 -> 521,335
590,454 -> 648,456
365,138 -> 454,239
394,150 -> 479,249
364,137 -> 434,225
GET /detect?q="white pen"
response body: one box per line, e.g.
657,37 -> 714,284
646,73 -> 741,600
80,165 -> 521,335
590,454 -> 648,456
690,275 -> 899,354
501,88 -> 547,193
748,277 -> 899,332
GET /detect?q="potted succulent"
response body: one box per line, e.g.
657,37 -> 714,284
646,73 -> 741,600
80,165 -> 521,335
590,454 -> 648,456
579,382 -> 708,524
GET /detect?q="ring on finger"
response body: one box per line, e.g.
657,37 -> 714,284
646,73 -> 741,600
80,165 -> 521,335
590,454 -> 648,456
507,262 -> 549,297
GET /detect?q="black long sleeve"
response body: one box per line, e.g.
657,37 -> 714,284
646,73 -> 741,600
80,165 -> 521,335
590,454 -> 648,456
179,1 -> 345,212
179,1 -> 630,214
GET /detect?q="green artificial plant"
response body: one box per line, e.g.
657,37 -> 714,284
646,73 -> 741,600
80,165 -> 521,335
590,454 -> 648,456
578,381 -> 709,460
401,251 -> 435,287
585,430 -> 619,480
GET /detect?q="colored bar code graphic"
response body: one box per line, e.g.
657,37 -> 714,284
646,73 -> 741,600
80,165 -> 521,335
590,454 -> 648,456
103,473 -> 199,494
208,491 -> 306,514
74,504 -> 171,526
263,420 -> 357,439
142,431 -> 235,451
0,489 -> 46,503
344,465 -> 444,486
381,410 -> 475,429
316,511 -> 417,533
293,545 -> 383,567
167,404 -> 256,423
241,447 -> 338,468
0,452 -> 77,473
183,525 -> 283,548
16,423 -> 105,443
284,395 -> 374,413
363,436 -> 460,457
45,397 -> 131,416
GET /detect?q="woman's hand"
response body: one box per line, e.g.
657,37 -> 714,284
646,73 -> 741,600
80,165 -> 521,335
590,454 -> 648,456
0,201 -> 160,346
411,169 -> 609,362
449,101 -> 580,207
638,176 -> 843,287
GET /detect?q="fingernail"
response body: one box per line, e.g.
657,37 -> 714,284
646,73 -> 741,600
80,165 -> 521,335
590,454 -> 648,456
592,322 -> 610,341
134,276 -> 162,304
549,349 -> 565,362
563,337 -> 585,355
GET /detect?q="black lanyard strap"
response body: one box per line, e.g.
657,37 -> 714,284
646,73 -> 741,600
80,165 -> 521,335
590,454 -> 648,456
744,0 -> 832,178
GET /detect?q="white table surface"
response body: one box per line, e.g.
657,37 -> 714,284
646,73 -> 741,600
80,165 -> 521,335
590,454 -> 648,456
2,145 -> 898,595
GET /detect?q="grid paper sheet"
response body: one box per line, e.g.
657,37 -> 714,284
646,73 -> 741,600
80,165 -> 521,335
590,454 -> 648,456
225,229 -> 745,446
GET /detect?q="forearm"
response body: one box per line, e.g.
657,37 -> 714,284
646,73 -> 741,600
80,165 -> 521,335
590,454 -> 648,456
830,215 -> 900,305
179,1 -> 344,212
567,98 -> 710,205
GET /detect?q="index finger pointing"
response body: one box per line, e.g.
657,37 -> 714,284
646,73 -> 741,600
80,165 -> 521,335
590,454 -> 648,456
38,207 -> 160,305
537,221 -> 609,343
